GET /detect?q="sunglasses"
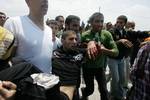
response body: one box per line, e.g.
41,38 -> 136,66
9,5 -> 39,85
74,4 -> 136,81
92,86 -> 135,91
0,16 -> 6,20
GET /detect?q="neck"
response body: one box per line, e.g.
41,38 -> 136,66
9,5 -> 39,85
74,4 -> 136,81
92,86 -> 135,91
91,29 -> 101,34
28,13 -> 44,30
62,46 -> 68,52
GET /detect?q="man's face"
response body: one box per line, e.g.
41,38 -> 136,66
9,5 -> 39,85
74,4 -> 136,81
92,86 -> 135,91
49,24 -> 59,35
115,19 -> 126,30
49,24 -> 59,41
0,14 -> 6,26
126,22 -> 135,30
91,16 -> 104,32
68,20 -> 80,33
58,17 -> 64,29
27,0 -> 48,16
62,33 -> 77,51
106,23 -> 113,30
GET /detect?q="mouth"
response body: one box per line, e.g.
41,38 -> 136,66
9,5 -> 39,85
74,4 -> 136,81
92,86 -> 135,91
71,45 -> 78,49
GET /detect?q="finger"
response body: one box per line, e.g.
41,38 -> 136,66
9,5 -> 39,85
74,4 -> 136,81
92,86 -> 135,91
87,49 -> 91,59
93,46 -> 98,54
2,81 -> 17,90
125,42 -> 132,48
90,48 -> 98,60
0,88 -> 16,99
90,49 -> 95,59
91,47 -> 97,56
0,86 -> 10,97
0,95 -> 5,100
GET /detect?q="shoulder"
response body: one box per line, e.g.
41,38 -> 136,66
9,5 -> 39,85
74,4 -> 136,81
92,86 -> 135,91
4,16 -> 19,26
45,25 -> 52,38
5,16 -> 24,24
4,16 -> 24,32
140,42 -> 150,53
45,25 -> 52,32
101,30 -> 113,38
101,30 -> 111,35
53,48 -> 64,58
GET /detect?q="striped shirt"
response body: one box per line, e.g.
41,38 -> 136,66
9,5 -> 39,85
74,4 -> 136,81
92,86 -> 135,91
130,42 -> 150,100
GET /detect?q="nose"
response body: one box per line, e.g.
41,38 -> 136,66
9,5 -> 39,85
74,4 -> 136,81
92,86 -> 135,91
73,38 -> 77,43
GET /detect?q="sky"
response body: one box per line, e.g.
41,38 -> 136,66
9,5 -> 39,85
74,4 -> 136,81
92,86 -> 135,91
0,0 -> 150,31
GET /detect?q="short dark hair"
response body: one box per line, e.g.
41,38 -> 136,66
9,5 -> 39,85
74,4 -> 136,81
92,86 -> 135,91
117,15 -> 128,24
55,15 -> 64,21
61,30 -> 76,40
46,19 -> 58,26
88,12 -> 104,23
0,12 -> 6,18
65,15 -> 80,25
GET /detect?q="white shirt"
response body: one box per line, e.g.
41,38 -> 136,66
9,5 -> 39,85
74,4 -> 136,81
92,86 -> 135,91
4,15 -> 53,73
53,37 -> 61,50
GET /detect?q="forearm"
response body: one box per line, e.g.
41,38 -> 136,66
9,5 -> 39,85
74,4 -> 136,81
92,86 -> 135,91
101,47 -> 118,57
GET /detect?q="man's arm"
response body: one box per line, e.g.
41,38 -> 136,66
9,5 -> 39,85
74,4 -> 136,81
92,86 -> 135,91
3,18 -> 19,61
101,32 -> 119,57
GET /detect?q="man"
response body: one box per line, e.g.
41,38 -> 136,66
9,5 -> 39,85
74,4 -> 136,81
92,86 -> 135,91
64,15 -> 82,100
0,12 -> 6,26
52,30 -> 84,100
125,21 -> 135,31
64,15 -> 81,100
0,26 -> 15,71
65,15 -> 81,43
46,19 -> 62,50
129,41 -> 150,100
55,15 -> 65,38
107,15 -> 133,100
4,0 -> 53,73
81,12 -> 118,100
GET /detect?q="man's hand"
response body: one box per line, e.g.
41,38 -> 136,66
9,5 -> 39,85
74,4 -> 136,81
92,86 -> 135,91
100,44 -> 106,53
87,41 -> 98,59
0,81 -> 17,100
118,39 -> 133,48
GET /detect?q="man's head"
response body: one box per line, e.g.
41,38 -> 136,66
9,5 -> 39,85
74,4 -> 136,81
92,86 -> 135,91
106,22 -> 113,30
0,12 -> 6,26
125,21 -> 135,31
25,0 -> 48,16
88,12 -> 104,32
46,19 -> 59,41
46,19 -> 59,34
115,15 -> 127,30
65,15 -> 80,33
61,30 -> 77,51
55,15 -> 64,30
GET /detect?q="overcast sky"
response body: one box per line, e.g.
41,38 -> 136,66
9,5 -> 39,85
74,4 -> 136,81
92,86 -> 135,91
0,0 -> 150,30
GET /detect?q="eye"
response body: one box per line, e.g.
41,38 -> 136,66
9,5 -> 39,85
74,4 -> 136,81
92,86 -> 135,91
0,16 -> 6,20
69,37 -> 77,41
94,20 -> 103,23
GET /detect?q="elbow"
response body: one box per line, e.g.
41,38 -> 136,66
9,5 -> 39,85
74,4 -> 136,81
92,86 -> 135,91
112,49 -> 119,57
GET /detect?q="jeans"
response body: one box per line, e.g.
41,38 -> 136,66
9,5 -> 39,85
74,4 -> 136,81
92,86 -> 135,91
108,58 -> 126,99
124,57 -> 131,88
82,67 -> 109,100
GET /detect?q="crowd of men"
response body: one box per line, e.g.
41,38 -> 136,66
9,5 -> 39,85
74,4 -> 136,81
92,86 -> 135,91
0,0 -> 150,100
